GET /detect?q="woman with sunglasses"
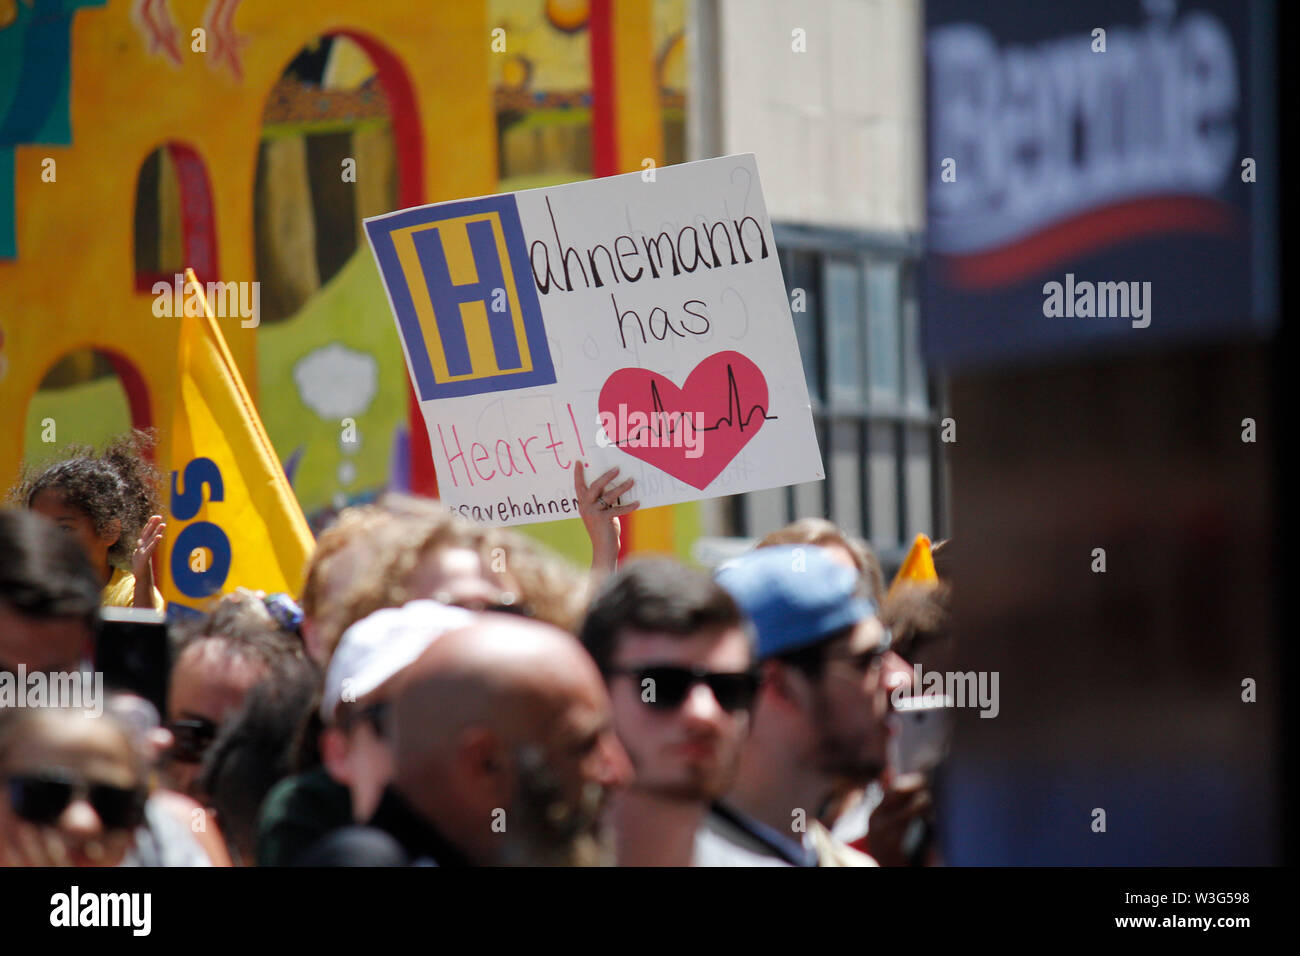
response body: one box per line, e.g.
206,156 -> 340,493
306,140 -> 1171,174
0,705 -> 149,867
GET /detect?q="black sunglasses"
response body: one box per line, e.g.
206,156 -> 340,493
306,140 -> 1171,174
823,646 -> 889,672
821,625 -> 894,672
167,717 -> 218,763
608,664 -> 761,714
4,772 -> 147,831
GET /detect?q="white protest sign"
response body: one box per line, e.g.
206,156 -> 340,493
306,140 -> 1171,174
364,153 -> 824,526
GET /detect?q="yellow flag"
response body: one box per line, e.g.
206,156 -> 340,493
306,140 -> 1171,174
161,269 -> 314,613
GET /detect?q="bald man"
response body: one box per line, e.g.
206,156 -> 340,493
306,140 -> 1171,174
300,613 -> 632,866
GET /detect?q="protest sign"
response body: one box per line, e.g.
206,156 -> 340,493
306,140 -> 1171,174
364,154 -> 823,526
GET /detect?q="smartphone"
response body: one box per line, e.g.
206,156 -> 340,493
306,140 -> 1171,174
96,607 -> 170,718
889,694 -> 953,776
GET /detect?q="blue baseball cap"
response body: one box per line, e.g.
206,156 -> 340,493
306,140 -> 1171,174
715,545 -> 879,660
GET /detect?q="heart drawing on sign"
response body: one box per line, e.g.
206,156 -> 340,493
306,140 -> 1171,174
597,350 -> 777,490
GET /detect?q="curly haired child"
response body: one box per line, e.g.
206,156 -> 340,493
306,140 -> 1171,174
10,430 -> 166,610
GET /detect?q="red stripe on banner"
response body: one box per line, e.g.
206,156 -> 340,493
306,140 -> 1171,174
942,195 -> 1242,290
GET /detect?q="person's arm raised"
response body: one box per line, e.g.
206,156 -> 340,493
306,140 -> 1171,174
574,462 -> 638,587
131,515 -> 165,609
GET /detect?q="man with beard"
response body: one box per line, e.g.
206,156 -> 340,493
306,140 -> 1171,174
579,560 -> 758,866
705,545 -> 912,866
302,613 -> 631,865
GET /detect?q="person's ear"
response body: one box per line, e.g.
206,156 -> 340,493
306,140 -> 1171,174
457,728 -> 511,803
763,659 -> 810,711
100,518 -> 122,550
300,618 -> 326,666
319,727 -> 354,786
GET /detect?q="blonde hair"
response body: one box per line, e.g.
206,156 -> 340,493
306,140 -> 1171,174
299,504 -> 393,623
379,495 -> 586,632
756,518 -> 885,605
482,525 -> 586,633
305,496 -> 586,661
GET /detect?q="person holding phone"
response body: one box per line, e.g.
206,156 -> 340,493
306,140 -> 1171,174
859,579 -> 953,866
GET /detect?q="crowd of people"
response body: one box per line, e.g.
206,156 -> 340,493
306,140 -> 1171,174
0,432 -> 951,866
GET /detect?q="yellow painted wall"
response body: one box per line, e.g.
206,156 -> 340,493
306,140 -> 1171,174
1,0 -> 698,563
0,0 -> 495,488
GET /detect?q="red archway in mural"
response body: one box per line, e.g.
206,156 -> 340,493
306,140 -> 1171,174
170,143 -> 220,288
133,142 -> 220,292
25,349 -> 154,444
331,31 -> 425,212
326,30 -> 437,498
102,350 -> 153,440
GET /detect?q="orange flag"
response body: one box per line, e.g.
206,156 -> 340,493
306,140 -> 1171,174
888,533 -> 938,599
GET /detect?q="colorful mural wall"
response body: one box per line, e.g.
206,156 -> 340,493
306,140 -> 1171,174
1,0 -> 694,565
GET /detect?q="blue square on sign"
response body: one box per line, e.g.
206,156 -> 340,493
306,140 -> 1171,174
366,195 -> 556,400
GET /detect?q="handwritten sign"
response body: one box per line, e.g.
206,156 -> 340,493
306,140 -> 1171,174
364,154 -> 823,526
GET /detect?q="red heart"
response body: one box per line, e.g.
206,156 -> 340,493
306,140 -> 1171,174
597,350 -> 775,490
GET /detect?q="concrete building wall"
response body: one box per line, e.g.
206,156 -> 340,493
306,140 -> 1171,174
694,0 -> 924,234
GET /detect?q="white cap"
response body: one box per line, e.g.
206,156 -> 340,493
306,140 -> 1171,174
321,600 -> 475,722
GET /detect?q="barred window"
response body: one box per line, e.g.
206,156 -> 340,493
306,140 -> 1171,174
721,226 -> 947,569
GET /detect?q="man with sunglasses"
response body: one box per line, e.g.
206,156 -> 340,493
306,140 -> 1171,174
580,559 -> 758,866
705,544 -> 911,866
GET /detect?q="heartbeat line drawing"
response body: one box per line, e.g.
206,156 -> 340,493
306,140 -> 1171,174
614,362 -> 778,447
597,350 -> 777,490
